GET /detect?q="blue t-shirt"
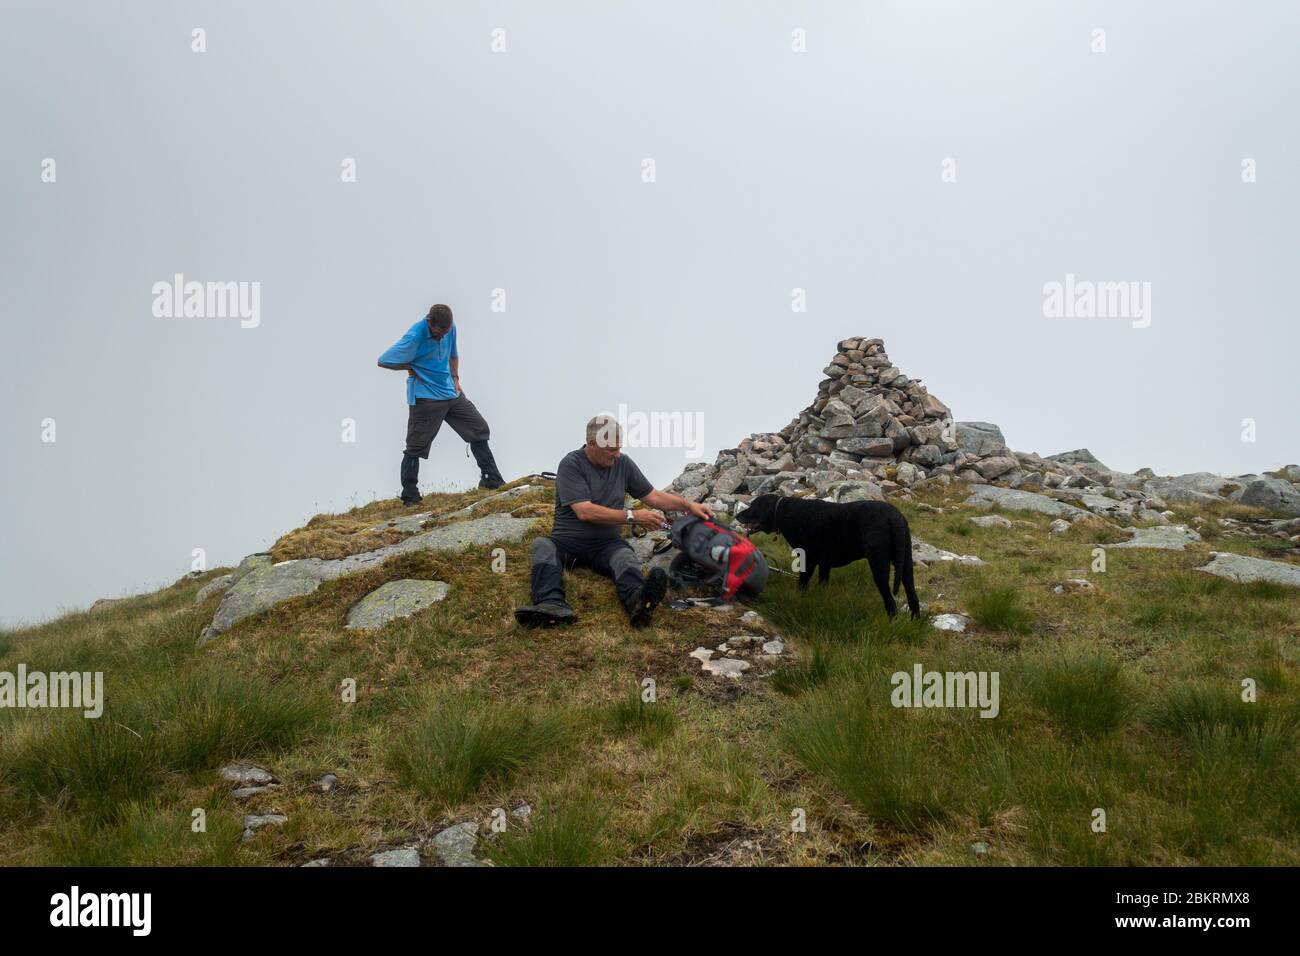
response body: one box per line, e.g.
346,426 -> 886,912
378,320 -> 459,404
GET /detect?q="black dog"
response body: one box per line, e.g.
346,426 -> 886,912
737,494 -> 920,618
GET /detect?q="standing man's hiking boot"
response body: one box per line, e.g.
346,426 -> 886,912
471,440 -> 505,489
514,601 -> 577,629
400,453 -> 422,505
625,567 -> 669,627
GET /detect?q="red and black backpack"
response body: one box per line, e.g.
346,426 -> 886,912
668,515 -> 770,601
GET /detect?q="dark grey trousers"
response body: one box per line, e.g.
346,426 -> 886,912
404,394 -> 491,459
529,535 -> 644,608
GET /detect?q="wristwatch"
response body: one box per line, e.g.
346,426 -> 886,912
626,509 -> 635,525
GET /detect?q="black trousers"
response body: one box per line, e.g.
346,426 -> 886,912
404,394 -> 491,459
529,535 -> 644,608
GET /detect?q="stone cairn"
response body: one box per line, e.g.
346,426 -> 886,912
666,336 -> 1300,519
669,337 -> 967,511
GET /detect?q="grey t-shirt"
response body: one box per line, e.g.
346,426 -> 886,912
552,448 -> 654,543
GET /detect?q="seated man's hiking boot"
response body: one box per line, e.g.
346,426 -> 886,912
514,601 -> 577,629
625,567 -> 669,628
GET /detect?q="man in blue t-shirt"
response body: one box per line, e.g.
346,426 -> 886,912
377,303 -> 505,504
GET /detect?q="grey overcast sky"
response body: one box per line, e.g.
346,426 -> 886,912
2,0 -> 1297,627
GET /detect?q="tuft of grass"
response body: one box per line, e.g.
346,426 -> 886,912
943,517 -> 973,538
605,684 -> 677,747
1023,650 -> 1133,738
0,670 -> 322,822
753,557 -> 931,644
488,801 -> 611,867
1149,682 -> 1297,765
1159,572 -> 1227,601
1241,580 -> 1293,602
1131,599 -> 1206,631
152,670 -> 326,772
38,800 -> 246,866
770,646 -> 832,697
388,693 -> 570,805
4,716 -> 161,821
784,686 -> 948,831
966,585 -> 1034,634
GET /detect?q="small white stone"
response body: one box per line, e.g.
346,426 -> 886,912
232,784 -> 278,799
931,613 -> 970,633
243,813 -> 287,829
1052,578 -> 1094,595
241,813 -> 287,841
702,657 -> 750,679
219,763 -> 274,787
762,640 -> 784,655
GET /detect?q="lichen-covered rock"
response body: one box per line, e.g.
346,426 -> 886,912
198,513 -> 535,645
371,847 -> 421,867
956,422 -> 1010,458
1238,477 -> 1300,517
430,822 -> 484,867
345,580 -> 450,631
966,485 -> 1089,519
1142,473 -> 1243,506
195,573 -> 235,604
1111,525 -> 1201,551
1046,449 -> 1106,469
912,539 -> 984,567
231,553 -> 274,584
241,813 -> 287,842
1195,551 -> 1300,588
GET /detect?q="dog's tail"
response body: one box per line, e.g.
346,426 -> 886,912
891,513 -> 909,596
891,511 -> 921,618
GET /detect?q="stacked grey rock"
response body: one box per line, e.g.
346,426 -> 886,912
664,337 -> 1300,531
668,338 -> 963,511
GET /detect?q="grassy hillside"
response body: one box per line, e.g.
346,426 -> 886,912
1,479 -> 1297,866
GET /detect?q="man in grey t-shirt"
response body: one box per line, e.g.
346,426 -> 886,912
515,414 -> 713,629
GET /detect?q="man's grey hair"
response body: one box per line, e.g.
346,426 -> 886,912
586,414 -> 622,448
